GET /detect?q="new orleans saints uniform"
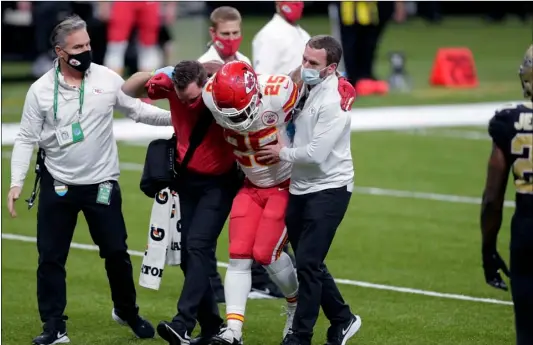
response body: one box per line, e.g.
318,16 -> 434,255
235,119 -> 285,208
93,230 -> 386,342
483,45 -> 533,345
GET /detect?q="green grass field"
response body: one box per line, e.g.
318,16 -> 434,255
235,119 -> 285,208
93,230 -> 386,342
1,16 -> 526,345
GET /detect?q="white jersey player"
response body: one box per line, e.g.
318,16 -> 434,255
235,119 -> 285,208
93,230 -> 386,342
201,61 -> 299,345
204,74 -> 298,187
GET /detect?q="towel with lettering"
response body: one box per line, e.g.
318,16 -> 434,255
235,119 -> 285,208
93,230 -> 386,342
139,188 -> 181,290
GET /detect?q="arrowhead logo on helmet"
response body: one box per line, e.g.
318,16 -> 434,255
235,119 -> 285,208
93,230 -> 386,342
244,71 -> 256,94
212,61 -> 261,130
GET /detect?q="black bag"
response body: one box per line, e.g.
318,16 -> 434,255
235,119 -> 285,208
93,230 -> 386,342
25,148 -> 46,210
140,109 -> 214,198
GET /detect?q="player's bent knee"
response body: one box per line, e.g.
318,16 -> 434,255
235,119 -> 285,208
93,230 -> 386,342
264,251 -> 293,273
252,247 -> 276,266
229,241 -> 254,260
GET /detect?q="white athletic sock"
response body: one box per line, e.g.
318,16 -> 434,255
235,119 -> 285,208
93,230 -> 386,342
224,258 -> 253,338
137,44 -> 163,72
265,252 -> 298,306
103,41 -> 128,74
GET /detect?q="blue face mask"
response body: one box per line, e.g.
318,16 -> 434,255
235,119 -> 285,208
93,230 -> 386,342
300,66 -> 324,85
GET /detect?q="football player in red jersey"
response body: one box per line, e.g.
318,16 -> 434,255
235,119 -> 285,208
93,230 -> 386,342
202,61 -> 299,345
202,61 -> 355,344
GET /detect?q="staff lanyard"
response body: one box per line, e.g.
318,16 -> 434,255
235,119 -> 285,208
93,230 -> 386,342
53,66 -> 85,122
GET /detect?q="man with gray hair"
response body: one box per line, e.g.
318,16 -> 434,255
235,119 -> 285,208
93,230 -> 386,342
6,14 -> 172,345
257,35 -> 361,345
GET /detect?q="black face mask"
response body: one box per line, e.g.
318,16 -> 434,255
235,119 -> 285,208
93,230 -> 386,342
63,50 -> 92,72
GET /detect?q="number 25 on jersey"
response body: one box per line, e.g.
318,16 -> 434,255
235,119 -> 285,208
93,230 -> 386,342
225,127 -> 278,167
264,75 -> 287,96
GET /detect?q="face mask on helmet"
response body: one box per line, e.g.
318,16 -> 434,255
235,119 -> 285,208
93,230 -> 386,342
216,93 -> 260,130
211,61 -> 261,130
519,45 -> 533,99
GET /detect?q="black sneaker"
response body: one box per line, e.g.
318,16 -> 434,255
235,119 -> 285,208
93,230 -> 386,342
112,308 -> 155,339
32,324 -> 69,345
324,314 -> 362,345
157,320 -> 191,345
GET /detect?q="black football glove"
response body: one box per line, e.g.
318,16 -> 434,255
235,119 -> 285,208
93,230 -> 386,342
482,249 -> 510,291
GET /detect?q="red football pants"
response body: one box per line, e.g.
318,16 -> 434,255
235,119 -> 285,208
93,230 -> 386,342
107,1 -> 160,45
229,180 -> 290,266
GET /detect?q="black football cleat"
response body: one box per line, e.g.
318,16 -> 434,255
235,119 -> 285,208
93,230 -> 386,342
112,308 -> 155,339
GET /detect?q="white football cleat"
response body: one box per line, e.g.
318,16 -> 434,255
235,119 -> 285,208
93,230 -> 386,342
211,327 -> 243,345
282,303 -> 297,339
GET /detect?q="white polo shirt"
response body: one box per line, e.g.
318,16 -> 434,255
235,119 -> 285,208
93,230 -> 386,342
198,45 -> 251,65
252,14 -> 311,75
11,61 -> 171,188
279,74 -> 354,195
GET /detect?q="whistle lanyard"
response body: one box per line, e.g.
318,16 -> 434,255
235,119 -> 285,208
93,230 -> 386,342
53,66 -> 85,122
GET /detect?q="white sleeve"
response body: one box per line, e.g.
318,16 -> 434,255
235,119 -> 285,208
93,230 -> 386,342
197,52 -> 209,63
279,102 -> 346,164
112,72 -> 172,126
10,85 -> 43,188
252,34 -> 280,75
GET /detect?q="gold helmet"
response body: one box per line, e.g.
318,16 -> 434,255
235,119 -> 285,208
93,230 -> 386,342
519,44 -> 533,99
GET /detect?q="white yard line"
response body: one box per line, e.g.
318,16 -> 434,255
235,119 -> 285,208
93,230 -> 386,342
400,128 -> 490,141
355,186 -> 515,208
1,233 -> 513,306
1,152 -> 514,208
116,162 -> 516,208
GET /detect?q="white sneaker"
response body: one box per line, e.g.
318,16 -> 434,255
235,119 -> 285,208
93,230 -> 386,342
325,314 -> 362,345
212,327 -> 243,345
282,303 -> 297,338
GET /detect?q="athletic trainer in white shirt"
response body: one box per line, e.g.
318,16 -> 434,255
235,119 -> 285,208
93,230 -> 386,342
6,15 -> 170,345
256,35 -> 361,345
252,1 -> 310,75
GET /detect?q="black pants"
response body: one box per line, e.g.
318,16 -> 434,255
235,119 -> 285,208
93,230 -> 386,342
338,2 -> 393,84
125,26 -> 173,74
285,186 -> 353,341
37,165 -> 138,327
171,168 -> 242,334
510,213 -> 533,345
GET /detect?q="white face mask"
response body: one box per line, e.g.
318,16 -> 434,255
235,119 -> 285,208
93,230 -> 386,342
300,66 -> 325,85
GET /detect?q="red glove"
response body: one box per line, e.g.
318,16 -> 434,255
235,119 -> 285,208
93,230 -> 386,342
337,77 -> 356,111
144,73 -> 173,100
